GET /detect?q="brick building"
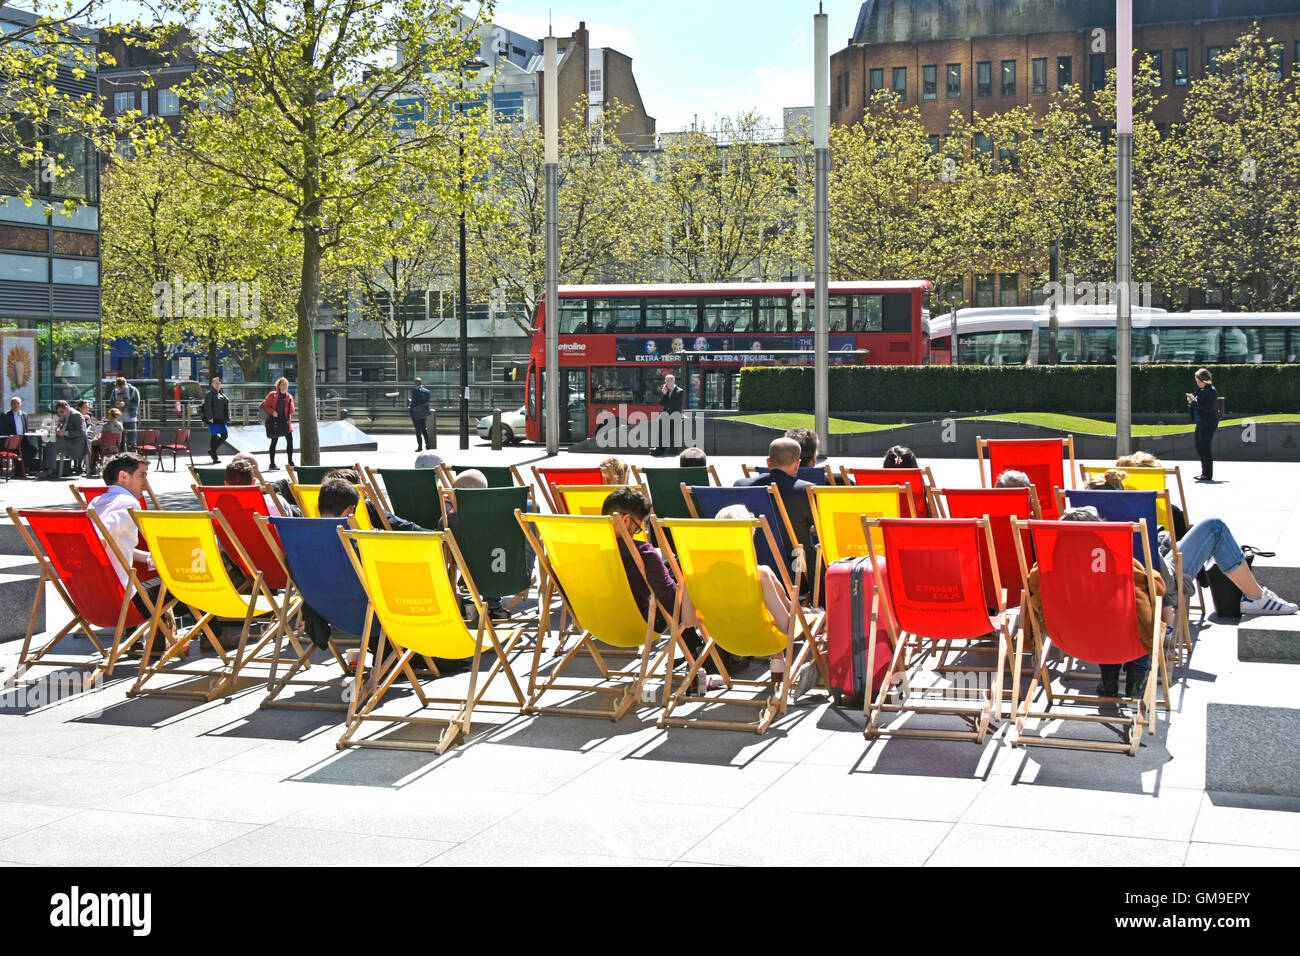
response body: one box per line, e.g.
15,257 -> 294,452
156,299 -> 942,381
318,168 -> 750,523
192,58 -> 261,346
543,21 -> 657,148
831,0 -> 1300,307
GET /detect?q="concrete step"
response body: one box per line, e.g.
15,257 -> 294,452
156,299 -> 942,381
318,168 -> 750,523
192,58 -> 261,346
1205,634 -> 1300,797
1252,563 -> 1300,598
0,573 -> 43,642
0,554 -> 39,577
1238,615 -> 1300,664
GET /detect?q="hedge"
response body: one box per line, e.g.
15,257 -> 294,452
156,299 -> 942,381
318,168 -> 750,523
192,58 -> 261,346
736,364 -> 1300,415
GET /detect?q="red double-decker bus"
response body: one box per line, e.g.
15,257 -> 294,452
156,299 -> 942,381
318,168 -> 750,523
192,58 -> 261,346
524,280 -> 932,443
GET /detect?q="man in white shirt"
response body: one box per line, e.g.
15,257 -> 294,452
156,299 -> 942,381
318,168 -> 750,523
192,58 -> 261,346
90,452 -> 183,652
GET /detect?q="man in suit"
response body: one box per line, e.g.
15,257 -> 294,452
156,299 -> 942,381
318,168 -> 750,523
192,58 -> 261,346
41,400 -> 86,478
652,373 -> 685,456
0,396 -> 41,474
734,436 -> 817,574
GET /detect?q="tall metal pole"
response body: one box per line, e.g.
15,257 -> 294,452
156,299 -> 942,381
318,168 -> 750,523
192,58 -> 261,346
544,34 -> 560,456
813,5 -> 830,454
458,133 -> 470,449
1116,0 -> 1133,456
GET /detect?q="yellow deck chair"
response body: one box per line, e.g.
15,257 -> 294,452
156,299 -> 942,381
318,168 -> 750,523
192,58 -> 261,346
551,484 -> 648,543
337,529 -> 525,753
807,485 -> 915,605
516,512 -> 672,721
129,511 -> 288,700
291,483 -> 379,529
653,516 -> 826,734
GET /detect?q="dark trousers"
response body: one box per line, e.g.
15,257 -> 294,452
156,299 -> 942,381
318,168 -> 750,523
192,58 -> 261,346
208,426 -> 227,461
1194,421 -> 1217,480
269,433 -> 294,465
413,416 -> 430,449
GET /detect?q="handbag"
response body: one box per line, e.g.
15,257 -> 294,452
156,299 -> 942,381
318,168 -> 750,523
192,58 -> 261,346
1206,546 -> 1275,619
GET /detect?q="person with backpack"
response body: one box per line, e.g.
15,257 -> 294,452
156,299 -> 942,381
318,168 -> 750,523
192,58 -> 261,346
202,377 -> 231,464
261,377 -> 295,470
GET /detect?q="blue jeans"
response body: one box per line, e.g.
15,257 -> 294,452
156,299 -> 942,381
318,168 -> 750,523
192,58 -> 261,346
1177,517 -> 1245,580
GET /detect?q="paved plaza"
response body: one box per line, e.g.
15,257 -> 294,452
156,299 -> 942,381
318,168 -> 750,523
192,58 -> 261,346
0,434 -> 1298,867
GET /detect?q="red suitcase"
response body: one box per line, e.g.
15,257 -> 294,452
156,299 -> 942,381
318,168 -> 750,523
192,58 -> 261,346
824,556 -> 894,706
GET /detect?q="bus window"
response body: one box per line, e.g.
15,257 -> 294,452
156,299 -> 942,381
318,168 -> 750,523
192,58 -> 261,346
591,366 -> 644,404
1157,327 -> 1220,363
1081,328 -> 1116,364
644,297 -> 698,333
853,294 -> 884,331
791,296 -> 811,332
757,295 -> 787,333
828,295 -> 848,332
592,298 -> 640,333
1259,327 -> 1288,362
558,299 -> 591,333
881,293 -> 913,333
703,297 -> 754,333
1221,326 -> 1252,363
958,330 -> 1032,365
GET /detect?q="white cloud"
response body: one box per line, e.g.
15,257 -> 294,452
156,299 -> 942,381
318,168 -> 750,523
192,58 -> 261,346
494,13 -> 640,54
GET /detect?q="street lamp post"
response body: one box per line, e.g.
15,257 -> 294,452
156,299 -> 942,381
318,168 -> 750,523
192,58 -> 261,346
1116,0 -> 1134,456
813,5 -> 830,454
458,55 -> 488,450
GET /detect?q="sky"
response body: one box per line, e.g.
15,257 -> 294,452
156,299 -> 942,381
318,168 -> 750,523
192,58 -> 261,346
486,0 -> 865,132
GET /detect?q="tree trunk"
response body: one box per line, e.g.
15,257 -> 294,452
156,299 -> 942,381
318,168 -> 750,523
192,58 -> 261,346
207,330 -> 219,384
395,337 -> 408,381
297,227 -> 321,464
155,335 -> 169,426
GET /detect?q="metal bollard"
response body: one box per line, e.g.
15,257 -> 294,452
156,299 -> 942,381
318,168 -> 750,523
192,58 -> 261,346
490,407 -> 502,450
430,409 -> 437,449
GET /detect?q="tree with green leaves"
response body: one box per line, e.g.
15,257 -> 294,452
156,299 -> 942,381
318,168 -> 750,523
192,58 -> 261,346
149,0 -> 497,463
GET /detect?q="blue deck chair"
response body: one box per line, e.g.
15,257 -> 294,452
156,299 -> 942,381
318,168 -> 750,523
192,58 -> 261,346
744,464 -> 833,485
684,484 -> 799,579
259,515 -> 378,709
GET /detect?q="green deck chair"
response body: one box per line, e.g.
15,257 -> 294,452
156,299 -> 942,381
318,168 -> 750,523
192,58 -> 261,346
636,466 -> 717,518
286,464 -> 334,485
367,467 -> 444,530
188,464 -> 228,486
445,485 -> 539,624
443,463 -> 523,489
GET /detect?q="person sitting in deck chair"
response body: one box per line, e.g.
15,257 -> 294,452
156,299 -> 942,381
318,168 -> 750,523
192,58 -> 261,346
445,469 -> 536,621
323,468 -> 424,532
225,457 -> 295,516
734,436 -> 816,571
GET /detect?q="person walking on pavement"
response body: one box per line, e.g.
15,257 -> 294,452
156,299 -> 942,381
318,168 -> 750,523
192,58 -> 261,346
261,377 -> 295,471
1187,367 -> 1219,481
111,376 -> 140,449
202,377 -> 231,464
409,377 -> 432,452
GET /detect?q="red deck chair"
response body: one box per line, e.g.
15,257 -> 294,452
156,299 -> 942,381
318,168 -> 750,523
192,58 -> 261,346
160,428 -> 193,471
530,465 -> 607,513
930,487 -> 1042,608
976,436 -> 1075,520
5,507 -> 168,687
862,517 -> 1014,745
840,466 -> 936,517
134,428 -> 163,467
71,481 -> 163,511
1011,518 -> 1168,755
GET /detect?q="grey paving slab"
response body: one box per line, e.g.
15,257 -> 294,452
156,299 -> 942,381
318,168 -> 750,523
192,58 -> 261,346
468,793 -> 735,861
0,800 -> 82,840
279,786 -> 537,844
549,752 -> 792,808
749,763 -> 984,822
99,767 -> 350,825
926,823 -> 1189,866
0,752 -> 189,809
422,844 -> 671,867
179,823 -> 453,867
959,778 -> 1204,842
1184,842 -> 1300,866
681,807 -> 950,867
0,809 -> 256,866
1192,792 -> 1300,851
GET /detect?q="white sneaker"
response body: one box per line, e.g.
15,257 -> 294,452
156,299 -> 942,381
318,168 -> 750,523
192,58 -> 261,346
1240,587 -> 1299,616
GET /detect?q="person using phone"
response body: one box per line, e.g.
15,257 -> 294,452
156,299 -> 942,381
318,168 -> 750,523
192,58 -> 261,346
1187,368 -> 1219,481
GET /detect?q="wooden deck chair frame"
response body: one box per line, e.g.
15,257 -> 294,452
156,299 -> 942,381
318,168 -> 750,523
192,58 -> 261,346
126,510 -> 292,701
807,484 -> 916,607
70,479 -> 163,511
528,464 -> 608,514
4,507 -> 173,688
441,484 -> 542,627
977,435 -> 1077,509
1010,517 -> 1170,754
680,483 -> 804,579
248,514 -> 367,711
860,517 -> 1013,744
515,512 -> 674,721
1056,487 -> 1192,670
651,516 -> 826,734
336,528 -> 526,753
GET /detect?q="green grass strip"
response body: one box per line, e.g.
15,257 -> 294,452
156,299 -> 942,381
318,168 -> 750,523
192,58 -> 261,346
723,411 -> 1300,437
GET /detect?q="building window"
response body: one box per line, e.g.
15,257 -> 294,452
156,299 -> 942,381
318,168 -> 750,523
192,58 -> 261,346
1031,57 -> 1047,94
1296,42 -> 1300,75
946,62 -> 961,98
1146,50 -> 1163,85
52,258 -> 98,285
159,88 -> 180,115
976,61 -> 992,97
975,274 -> 995,308
974,132 -> 992,158
1206,45 -> 1223,76
927,134 -> 941,154
493,91 -> 524,119
1001,59 -> 1016,96
836,72 -> 851,110
869,67 -> 884,93
1174,48 -> 1189,85
999,274 -> 1019,307
892,66 -> 907,100
922,64 -> 937,100
1269,44 -> 1283,80
1057,56 -> 1073,89
53,230 -> 98,256
588,69 -> 602,94
113,91 -> 134,114
1154,122 -> 1167,137
1090,52 -> 1106,92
